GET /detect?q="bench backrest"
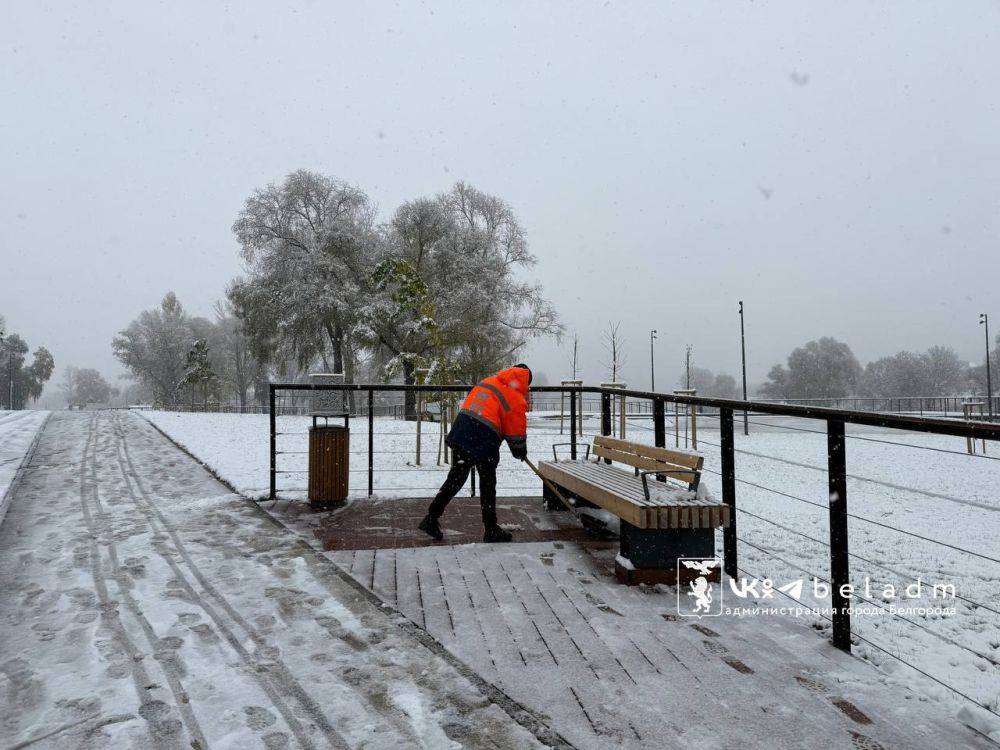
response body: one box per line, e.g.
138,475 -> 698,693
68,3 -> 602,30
592,435 -> 703,489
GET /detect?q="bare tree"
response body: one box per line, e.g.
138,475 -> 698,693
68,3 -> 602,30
359,181 -> 561,391
229,170 -> 377,380
603,322 -> 626,382
212,301 -> 256,407
568,333 -> 580,380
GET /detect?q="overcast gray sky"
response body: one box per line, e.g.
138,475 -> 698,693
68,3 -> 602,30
2,1 -> 999,393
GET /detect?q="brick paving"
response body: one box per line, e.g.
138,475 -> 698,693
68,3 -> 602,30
304,495 -> 603,551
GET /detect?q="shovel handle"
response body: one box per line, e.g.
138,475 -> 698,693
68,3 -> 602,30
523,458 -> 575,514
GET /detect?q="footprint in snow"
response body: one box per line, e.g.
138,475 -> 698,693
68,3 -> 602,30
243,705 -> 278,730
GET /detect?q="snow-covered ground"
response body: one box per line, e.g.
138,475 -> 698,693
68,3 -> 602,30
0,411 -> 550,748
0,410 -> 49,527
142,408 -> 1000,737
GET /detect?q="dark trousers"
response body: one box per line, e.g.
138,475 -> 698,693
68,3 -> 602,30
427,447 -> 499,528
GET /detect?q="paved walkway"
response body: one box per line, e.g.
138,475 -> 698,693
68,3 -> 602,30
0,412 -> 550,749
276,500 -> 993,749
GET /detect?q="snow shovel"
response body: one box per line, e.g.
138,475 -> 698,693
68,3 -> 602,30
522,458 -> 612,536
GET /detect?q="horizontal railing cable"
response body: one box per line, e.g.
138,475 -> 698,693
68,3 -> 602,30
731,503 -> 1000,617
699,411 -> 1000,460
736,555 -> 1000,721
699,465 -> 1000,566
738,536 -> 999,664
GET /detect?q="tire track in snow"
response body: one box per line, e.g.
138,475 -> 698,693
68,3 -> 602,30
82,414 -> 210,750
130,410 -> 576,749
130,412 -> 466,748
105,412 -> 345,750
75,413 -> 182,749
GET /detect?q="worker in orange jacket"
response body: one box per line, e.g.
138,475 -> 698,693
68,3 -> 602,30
419,364 -> 531,543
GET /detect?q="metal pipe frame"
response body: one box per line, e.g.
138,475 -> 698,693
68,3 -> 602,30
270,383 -> 1000,441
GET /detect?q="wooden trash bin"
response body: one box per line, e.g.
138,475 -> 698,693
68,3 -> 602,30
308,413 -> 349,508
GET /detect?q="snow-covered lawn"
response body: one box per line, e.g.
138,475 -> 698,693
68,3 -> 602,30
143,409 -> 599,500
0,410 -> 49,527
142,408 -> 1000,732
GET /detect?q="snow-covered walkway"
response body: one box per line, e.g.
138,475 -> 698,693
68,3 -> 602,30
0,412 -> 550,749
276,505 -> 993,749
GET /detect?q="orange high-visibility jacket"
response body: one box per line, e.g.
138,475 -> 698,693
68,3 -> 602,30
447,366 -> 530,459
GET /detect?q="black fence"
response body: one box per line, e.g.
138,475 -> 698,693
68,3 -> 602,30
756,395 -> 1000,420
134,392 -> 1000,421
267,381 -> 1000,724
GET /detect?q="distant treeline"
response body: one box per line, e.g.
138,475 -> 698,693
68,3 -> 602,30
674,337 -> 997,401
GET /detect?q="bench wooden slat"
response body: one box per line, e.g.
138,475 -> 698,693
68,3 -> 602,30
571,461 -> 713,513
593,435 -> 702,469
538,459 -> 728,530
592,436 -> 703,488
541,462 -> 656,509
551,461 -> 695,511
592,445 -> 700,486
552,461 -> 684,506
538,461 -> 647,526
572,464 -> 663,505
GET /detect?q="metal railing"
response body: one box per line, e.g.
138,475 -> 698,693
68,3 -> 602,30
755,395 -> 1000,419
143,393 -> 1000,420
266,381 -> 1000,723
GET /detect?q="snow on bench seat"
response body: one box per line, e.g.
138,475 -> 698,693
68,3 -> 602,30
538,459 -> 729,528
537,436 -> 728,529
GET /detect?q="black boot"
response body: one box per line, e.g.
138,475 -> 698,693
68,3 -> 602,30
418,514 -> 443,541
483,525 -> 512,543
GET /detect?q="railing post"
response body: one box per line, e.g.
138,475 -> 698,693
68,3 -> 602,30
653,398 -> 665,449
269,384 -> 277,500
367,388 -> 374,496
827,419 -> 851,652
600,392 -> 612,464
569,386 -> 577,460
577,390 -> 584,436
690,402 -> 698,449
653,398 -> 666,481
721,408 -> 738,579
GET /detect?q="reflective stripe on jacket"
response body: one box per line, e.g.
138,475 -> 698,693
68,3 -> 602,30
447,366 -> 530,458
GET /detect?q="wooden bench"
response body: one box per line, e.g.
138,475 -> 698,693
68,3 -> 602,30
538,435 -> 730,585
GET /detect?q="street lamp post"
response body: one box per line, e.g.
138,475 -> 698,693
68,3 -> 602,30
982,313 -> 994,419
739,301 -> 749,435
1,330 -> 11,411
650,330 -> 657,391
